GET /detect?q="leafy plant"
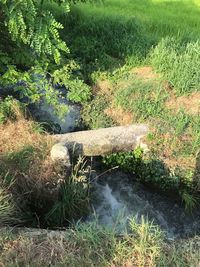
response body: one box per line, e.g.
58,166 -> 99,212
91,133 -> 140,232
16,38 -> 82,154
0,0 -> 92,114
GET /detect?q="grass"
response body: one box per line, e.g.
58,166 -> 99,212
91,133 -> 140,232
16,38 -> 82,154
0,97 -> 91,228
0,217 -> 199,267
50,0 -> 200,205
50,0 -> 200,79
1,1 -> 200,265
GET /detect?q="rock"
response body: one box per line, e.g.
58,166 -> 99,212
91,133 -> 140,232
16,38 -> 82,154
52,124 -> 149,156
51,143 -> 71,170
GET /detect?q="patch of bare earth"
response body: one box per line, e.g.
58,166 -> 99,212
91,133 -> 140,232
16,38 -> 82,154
93,80 -> 113,99
166,92 -> 200,115
104,107 -> 133,125
131,66 -> 160,81
94,66 -> 163,126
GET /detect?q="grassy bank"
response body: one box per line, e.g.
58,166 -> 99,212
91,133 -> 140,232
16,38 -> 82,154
0,218 -> 200,267
52,0 -> 200,206
1,0 -> 200,265
0,97 -> 90,228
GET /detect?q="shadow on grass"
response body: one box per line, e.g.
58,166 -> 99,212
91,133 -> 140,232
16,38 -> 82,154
54,0 -> 200,78
194,150 -> 200,191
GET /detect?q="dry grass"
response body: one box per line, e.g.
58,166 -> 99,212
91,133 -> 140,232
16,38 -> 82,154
0,220 -> 199,267
104,106 -> 133,126
0,118 -> 64,185
166,92 -> 200,116
0,108 -> 68,227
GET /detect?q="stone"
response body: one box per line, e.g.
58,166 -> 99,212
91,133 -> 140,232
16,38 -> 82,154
51,143 -> 71,168
52,124 -> 148,156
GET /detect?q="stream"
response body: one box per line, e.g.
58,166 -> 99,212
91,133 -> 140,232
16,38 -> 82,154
89,170 -> 200,240
31,98 -> 200,240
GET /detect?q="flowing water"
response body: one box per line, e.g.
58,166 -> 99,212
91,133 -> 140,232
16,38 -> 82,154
89,170 -> 200,240
29,96 -> 200,240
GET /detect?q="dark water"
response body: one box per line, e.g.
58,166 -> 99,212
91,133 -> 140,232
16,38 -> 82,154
89,170 -> 200,240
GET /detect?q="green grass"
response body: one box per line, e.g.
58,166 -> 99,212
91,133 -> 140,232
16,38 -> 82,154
52,0 -> 200,78
50,0 -> 200,204
0,217 -> 199,266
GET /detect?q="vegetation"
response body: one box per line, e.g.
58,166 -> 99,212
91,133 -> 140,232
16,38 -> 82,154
0,98 -> 91,227
66,0 -> 200,208
0,218 -> 200,267
0,0 -> 91,115
1,0 -> 200,265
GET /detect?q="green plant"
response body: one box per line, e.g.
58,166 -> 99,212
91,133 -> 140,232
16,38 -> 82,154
44,157 -> 91,227
0,0 -> 92,114
150,37 -> 200,95
0,96 -> 25,124
180,191 -> 198,213
82,95 -> 115,129
103,148 -> 143,172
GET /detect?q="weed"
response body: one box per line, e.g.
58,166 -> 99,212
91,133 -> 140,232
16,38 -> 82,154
0,188 -> 21,225
0,96 -> 25,124
128,216 -> 163,266
82,95 -> 115,129
44,157 -> 91,227
180,191 -> 198,213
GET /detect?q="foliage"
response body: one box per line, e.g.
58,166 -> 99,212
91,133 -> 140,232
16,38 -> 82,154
0,0 -> 92,113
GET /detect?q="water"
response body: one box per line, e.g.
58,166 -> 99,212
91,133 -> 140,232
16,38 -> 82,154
30,98 -> 81,133
89,170 -> 200,239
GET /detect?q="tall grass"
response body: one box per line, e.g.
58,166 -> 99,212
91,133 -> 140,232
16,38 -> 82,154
44,157 -> 91,227
150,37 -> 200,94
0,188 -> 21,225
48,0 -> 200,80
